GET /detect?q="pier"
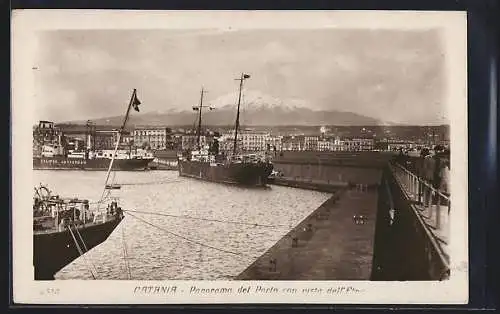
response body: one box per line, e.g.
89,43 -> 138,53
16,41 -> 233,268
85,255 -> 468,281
270,177 -> 348,193
238,151 -> 450,281
237,186 -> 378,280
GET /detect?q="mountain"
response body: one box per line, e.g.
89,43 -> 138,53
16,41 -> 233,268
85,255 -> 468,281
66,90 -> 383,127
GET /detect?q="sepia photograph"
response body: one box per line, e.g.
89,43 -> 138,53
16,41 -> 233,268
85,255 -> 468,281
12,10 -> 468,304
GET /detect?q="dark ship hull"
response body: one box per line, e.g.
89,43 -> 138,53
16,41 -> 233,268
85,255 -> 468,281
178,160 -> 273,186
33,156 -> 153,171
33,217 -> 123,280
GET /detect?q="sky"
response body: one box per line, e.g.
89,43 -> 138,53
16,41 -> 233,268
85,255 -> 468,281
34,28 -> 446,125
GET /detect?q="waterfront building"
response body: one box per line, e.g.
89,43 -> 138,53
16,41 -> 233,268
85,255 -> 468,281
217,132 -> 240,154
317,139 -> 333,151
304,136 -> 319,151
93,130 -> 120,150
241,131 -> 270,152
332,136 -> 345,151
33,120 -> 61,146
181,135 -> 207,150
133,127 -> 172,150
282,135 -> 304,151
342,138 -> 375,151
266,135 -> 283,152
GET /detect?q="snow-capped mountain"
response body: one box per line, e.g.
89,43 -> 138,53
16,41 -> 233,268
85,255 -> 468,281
68,91 -> 382,126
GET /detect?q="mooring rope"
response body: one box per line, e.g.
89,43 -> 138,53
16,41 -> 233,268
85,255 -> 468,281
123,209 -> 290,229
67,225 -> 97,279
121,223 -> 132,280
73,224 -> 100,277
124,211 -> 257,259
118,179 -> 181,186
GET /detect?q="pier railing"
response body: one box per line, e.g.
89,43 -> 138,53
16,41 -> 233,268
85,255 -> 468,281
388,162 -> 450,279
391,163 -> 450,239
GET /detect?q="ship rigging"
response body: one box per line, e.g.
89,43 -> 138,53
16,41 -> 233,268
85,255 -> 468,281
32,89 -> 142,280
177,73 -> 274,186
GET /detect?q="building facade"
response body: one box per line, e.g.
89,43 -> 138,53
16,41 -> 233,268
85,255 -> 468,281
92,130 -> 119,150
240,132 -> 270,151
304,136 -> 319,151
317,139 -> 333,151
266,135 -> 283,152
133,127 -> 172,150
342,138 -> 375,151
181,135 -> 207,150
33,121 -> 60,146
282,135 -> 304,151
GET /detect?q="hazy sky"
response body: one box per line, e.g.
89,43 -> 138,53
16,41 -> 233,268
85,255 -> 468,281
34,28 -> 446,124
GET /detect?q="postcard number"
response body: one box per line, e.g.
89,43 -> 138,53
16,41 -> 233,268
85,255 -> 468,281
40,287 -> 60,295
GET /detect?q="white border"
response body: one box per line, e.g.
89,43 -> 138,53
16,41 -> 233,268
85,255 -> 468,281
11,10 -> 468,304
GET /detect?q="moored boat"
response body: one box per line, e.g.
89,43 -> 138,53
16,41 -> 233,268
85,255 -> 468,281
178,151 -> 273,186
33,88 -> 144,280
33,155 -> 154,171
33,149 -> 154,171
33,184 -> 124,280
177,74 -> 273,186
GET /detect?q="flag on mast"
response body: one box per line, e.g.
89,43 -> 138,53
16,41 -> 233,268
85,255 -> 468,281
243,74 -> 251,79
131,91 -> 141,112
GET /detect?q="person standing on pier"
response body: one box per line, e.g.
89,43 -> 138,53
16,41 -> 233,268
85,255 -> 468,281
417,148 -> 430,204
422,149 -> 435,205
439,149 -> 450,196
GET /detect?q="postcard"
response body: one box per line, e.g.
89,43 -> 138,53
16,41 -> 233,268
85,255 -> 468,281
11,9 -> 468,304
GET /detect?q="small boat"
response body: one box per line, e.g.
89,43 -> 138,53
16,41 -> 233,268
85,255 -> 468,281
33,184 -> 124,280
267,170 -> 283,183
105,184 -> 121,190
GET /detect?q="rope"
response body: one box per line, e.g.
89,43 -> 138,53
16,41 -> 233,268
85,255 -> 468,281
118,179 -> 181,186
67,225 -> 97,279
125,211 -> 257,259
124,209 -> 290,229
73,224 -> 100,277
121,223 -> 132,279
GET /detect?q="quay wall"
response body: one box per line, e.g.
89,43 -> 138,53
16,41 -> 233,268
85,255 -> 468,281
273,163 -> 383,186
371,166 -> 450,280
270,177 -> 348,193
236,186 -> 380,280
240,151 -> 448,281
271,151 -> 392,186
153,150 -> 179,161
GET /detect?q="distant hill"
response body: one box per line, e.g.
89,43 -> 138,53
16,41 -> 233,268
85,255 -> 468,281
66,90 -> 383,127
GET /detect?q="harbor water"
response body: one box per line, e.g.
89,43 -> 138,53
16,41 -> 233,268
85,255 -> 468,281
33,170 -> 331,280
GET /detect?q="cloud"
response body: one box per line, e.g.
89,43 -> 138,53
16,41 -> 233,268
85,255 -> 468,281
35,28 -> 445,125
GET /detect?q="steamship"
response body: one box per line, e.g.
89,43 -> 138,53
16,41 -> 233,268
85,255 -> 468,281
33,148 -> 154,171
33,121 -> 154,171
178,73 -> 274,186
33,89 -> 143,280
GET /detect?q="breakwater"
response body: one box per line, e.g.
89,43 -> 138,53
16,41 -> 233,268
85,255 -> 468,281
270,177 -> 348,193
236,184 -> 379,280
271,151 -> 393,186
237,151 -> 446,281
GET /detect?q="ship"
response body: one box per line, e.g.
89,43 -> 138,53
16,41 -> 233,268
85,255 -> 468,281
33,110 -> 154,172
178,74 -> 274,186
33,89 -> 143,280
33,184 -> 124,280
33,149 -> 154,171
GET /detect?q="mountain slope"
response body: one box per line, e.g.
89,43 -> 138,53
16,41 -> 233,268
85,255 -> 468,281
67,90 -> 382,126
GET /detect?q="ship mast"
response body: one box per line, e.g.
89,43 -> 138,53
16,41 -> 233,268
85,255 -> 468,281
233,73 -> 250,156
98,89 -> 140,207
193,87 -> 211,150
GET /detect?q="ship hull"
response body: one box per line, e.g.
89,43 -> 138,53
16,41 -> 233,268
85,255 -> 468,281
178,160 -> 273,186
33,217 -> 123,280
33,156 -> 153,171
